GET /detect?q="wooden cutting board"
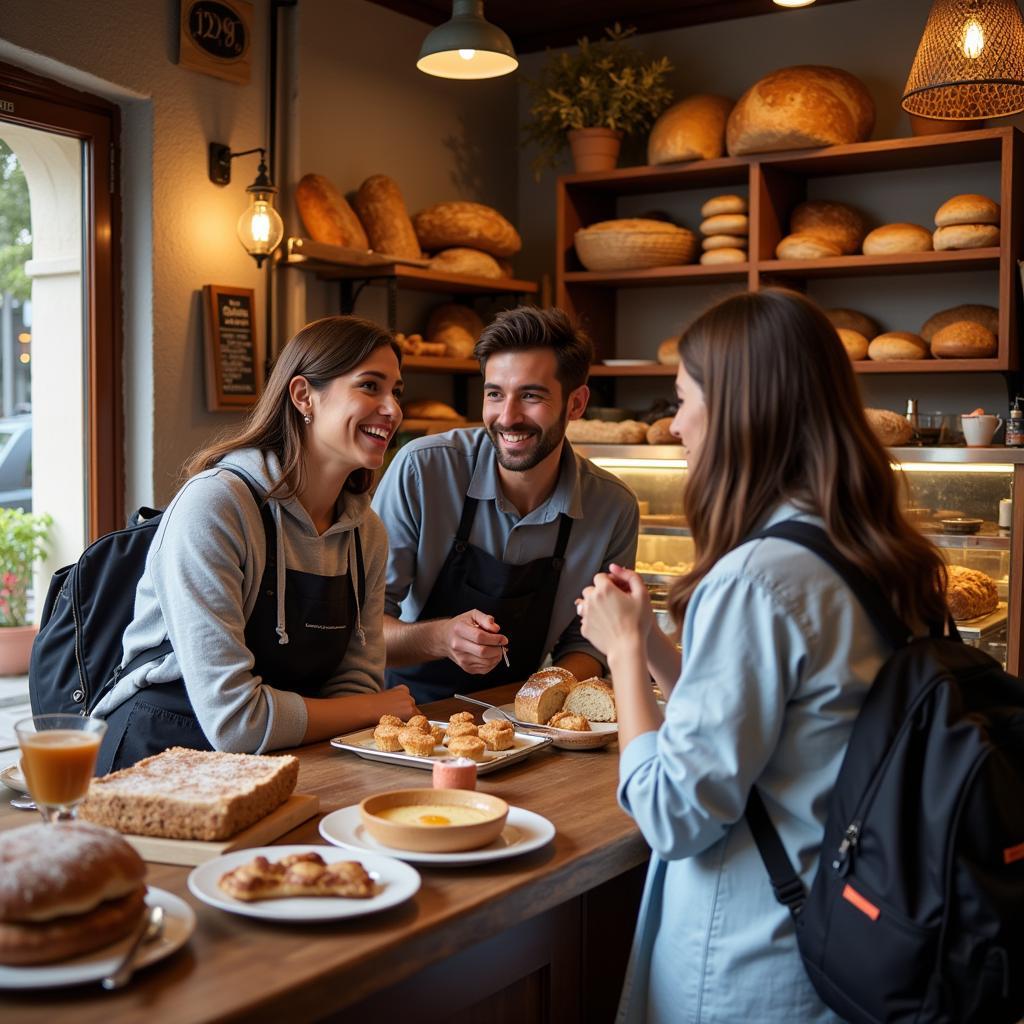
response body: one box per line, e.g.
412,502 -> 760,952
123,793 -> 320,866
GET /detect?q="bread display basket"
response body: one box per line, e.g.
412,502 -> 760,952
574,218 -> 698,272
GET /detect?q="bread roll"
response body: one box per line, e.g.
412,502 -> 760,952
701,194 -> 748,218
647,95 -> 734,164
838,328 -> 869,360
945,565 -> 999,621
646,417 -> 678,444
353,175 -> 421,259
295,174 -> 369,250
413,201 -> 521,258
790,200 -> 867,254
425,303 -> 485,359
934,194 -> 999,227
402,399 -> 464,421
921,304 -> 998,341
657,337 -> 680,365
700,213 -> 748,236
861,223 -> 933,255
864,408 -> 914,446
726,65 -> 875,156
427,247 -> 503,279
826,308 -> 879,338
930,320 -> 997,358
933,223 -> 1000,250
700,248 -> 747,265
868,332 -> 929,361
702,233 -> 747,251
565,419 -> 649,444
775,232 -> 843,260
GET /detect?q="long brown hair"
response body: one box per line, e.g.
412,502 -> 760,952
667,289 -> 947,630
184,315 -> 401,498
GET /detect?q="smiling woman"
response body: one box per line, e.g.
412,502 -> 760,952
90,315 -> 419,773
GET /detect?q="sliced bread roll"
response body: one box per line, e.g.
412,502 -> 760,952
933,223 -> 1000,251
563,678 -> 617,722
514,674 -> 569,724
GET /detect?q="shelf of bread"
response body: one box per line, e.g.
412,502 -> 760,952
758,248 -> 999,280
563,264 -> 749,287
853,357 -> 1007,374
400,418 -> 480,434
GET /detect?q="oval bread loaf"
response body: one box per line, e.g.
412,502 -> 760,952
701,194 -> 748,218
861,223 -> 933,255
566,419 -> 649,444
295,174 -> 369,250
425,303 -> 485,359
657,337 -> 680,365
933,223 -> 1000,250
838,328 -> 869,360
413,201 -> 521,258
353,175 -> 421,259
930,321 -> 997,358
864,408 -> 914,446
428,247 -> 503,279
700,213 -> 748,236
790,200 -> 867,254
921,304 -> 998,341
647,95 -> 734,164
646,417 -> 678,444
700,247 -> 746,265
826,308 -> 879,338
775,232 -> 843,260
868,332 -> 928,361
934,193 -> 999,227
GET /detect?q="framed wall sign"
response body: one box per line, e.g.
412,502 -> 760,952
179,0 -> 253,85
203,285 -> 262,412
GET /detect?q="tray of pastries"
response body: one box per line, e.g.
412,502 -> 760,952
331,712 -> 551,774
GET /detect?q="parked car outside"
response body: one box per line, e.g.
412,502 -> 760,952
0,416 -> 31,512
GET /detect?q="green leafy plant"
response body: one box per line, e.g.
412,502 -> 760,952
0,508 -> 52,627
523,24 -> 673,177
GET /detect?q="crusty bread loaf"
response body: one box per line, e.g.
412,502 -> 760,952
726,65 -> 875,156
700,213 -> 748,236
790,200 -> 867,254
701,194 -> 748,218
868,332 -> 929,361
921,304 -> 998,341
933,223 -> 1000,250
702,233 -> 747,251
931,320 -> 997,358
402,399 -> 464,421
861,223 -> 933,255
700,247 -> 746,265
826,308 -> 879,338
563,677 -> 617,722
646,417 -> 679,444
775,232 -> 843,260
79,747 -> 299,841
945,565 -> 998,621
295,174 -> 369,250
934,194 -> 999,227
647,95 -> 734,164
413,201 -> 521,258
838,328 -> 869,360
514,674 -> 569,724
353,175 -> 421,259
864,408 -> 914,446
428,247 -> 503,279
425,302 -> 485,359
657,336 -> 680,365
566,419 -> 649,444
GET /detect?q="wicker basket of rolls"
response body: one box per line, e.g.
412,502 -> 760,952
575,218 -> 698,272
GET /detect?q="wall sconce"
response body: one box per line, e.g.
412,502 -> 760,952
417,0 -> 517,80
902,0 -> 1024,120
208,143 -> 285,267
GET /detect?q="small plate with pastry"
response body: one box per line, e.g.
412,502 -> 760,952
186,845 -> 421,922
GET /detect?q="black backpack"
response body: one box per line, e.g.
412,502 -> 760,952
744,521 -> 1024,1024
29,468 -> 270,716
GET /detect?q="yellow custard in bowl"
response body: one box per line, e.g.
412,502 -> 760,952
360,788 -> 509,852
376,804 -> 492,827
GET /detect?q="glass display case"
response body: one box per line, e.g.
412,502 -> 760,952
574,444 -> 1023,672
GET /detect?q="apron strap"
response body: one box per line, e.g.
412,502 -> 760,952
454,495 -> 479,548
353,527 -> 365,605
551,513 -> 574,569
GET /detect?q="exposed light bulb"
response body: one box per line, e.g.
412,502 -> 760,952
773,0 -> 817,7
250,203 -> 271,244
237,190 -> 284,266
458,48 -> 476,60
963,18 -> 985,58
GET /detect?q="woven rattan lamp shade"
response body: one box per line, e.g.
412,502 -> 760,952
902,0 -> 1024,119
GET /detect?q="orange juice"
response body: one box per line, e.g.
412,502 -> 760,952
19,730 -> 101,806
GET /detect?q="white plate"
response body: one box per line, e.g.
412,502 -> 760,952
0,763 -> 27,794
331,719 -> 552,773
602,358 -> 657,366
186,844 -> 420,921
319,804 -> 556,866
483,704 -> 617,751
0,887 -> 195,990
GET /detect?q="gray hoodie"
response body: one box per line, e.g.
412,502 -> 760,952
91,448 -> 387,752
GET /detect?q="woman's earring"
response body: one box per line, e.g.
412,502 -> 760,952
303,413 -> 312,425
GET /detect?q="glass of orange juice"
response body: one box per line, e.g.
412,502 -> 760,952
14,714 -> 107,822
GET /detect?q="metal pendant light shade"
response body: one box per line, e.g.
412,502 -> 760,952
417,0 -> 517,80
902,0 -> 1024,119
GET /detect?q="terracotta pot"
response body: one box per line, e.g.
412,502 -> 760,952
908,114 -> 985,136
0,624 -> 37,676
568,128 -> 623,174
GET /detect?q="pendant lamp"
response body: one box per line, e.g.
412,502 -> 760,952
902,0 -> 1024,119
417,0 -> 517,80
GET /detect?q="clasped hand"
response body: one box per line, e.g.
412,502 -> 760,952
576,564 -> 653,657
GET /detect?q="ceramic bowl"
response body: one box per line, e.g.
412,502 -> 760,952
359,788 -> 508,853
940,517 -> 984,535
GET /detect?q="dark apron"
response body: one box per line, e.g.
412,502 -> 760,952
97,494 -> 363,774
386,495 -> 573,703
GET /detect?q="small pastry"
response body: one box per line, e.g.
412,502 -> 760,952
449,711 -> 476,726
405,715 -> 430,732
398,727 -> 437,757
443,722 -> 479,746
547,710 -> 591,732
447,735 -> 487,761
378,714 -> 403,728
373,723 -> 403,752
430,724 -> 446,746
478,720 -> 515,751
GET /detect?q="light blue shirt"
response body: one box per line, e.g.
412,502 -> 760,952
616,504 -> 889,1024
372,427 -> 639,670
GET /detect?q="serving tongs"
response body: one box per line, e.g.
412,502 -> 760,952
452,694 -> 560,736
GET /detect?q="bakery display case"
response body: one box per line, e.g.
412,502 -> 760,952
574,443 -> 1024,672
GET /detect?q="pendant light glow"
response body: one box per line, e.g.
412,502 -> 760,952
417,0 -> 517,80
773,0 -> 818,7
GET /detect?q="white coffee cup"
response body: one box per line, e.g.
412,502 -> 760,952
961,414 -> 1003,447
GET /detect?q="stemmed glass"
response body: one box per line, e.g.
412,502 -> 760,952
14,714 -> 106,822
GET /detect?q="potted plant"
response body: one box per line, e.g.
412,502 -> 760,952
0,507 -> 52,675
523,24 -> 673,177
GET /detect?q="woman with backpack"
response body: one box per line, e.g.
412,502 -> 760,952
576,289 -> 949,1023
93,315 -> 418,772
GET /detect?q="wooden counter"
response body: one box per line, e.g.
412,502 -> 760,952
0,685 -> 649,1023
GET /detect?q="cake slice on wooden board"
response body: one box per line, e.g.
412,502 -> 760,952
79,747 -> 299,842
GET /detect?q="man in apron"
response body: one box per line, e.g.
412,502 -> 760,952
373,306 -> 639,703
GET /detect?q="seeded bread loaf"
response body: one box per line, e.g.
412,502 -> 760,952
930,321 -> 997,358
413,201 -> 522,258
790,200 -> 867,255
921,304 -> 998,342
353,175 -> 422,259
945,565 -> 999,621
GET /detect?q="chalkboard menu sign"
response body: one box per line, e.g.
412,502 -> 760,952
203,285 -> 261,412
179,0 -> 252,85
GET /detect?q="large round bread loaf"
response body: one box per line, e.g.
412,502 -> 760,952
413,201 -> 521,258
353,175 -> 421,259
931,321 -> 997,358
838,328 -> 869,360
790,200 -> 867,254
826,308 -> 879,338
921,304 -> 998,342
295,174 -> 369,250
862,223 -> 933,255
726,65 -> 875,156
425,303 -> 485,359
934,194 -> 999,227
868,332 -> 929,361
864,408 -> 914,446
647,95 -> 734,164
428,247 -> 503,279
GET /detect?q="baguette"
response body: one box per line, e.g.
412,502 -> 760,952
353,175 -> 421,259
